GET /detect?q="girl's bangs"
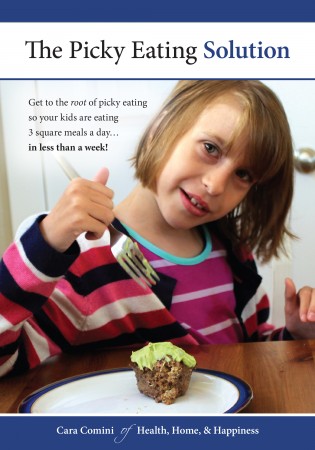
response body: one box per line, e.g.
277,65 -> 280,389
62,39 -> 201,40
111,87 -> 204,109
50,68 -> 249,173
240,104 -> 290,184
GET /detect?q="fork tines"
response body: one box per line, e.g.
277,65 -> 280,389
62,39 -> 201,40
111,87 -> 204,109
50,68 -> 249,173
112,238 -> 160,289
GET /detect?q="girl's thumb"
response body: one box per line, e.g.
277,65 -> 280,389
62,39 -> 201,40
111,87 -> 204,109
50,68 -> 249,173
93,167 -> 110,185
285,277 -> 296,301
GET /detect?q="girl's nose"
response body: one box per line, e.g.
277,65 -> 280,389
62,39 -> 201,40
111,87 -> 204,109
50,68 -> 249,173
202,166 -> 230,196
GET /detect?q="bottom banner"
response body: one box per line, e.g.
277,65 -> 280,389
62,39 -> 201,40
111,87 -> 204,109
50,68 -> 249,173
0,415 -> 314,450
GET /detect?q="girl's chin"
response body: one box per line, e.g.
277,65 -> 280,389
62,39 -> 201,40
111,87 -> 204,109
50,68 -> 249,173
161,212 -> 207,230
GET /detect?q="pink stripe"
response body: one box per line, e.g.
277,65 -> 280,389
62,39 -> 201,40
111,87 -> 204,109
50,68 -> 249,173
54,277 -> 152,315
256,293 -> 269,311
171,335 -> 202,345
41,301 -> 80,343
3,244 -> 57,297
26,318 -> 61,356
42,302 -> 176,344
202,326 -> 244,343
153,253 -> 233,298
242,310 -> 258,337
0,326 -> 21,346
171,291 -> 236,329
257,322 -> 275,338
70,245 -> 116,276
22,329 -> 42,368
0,292 -> 32,323
48,281 -> 168,329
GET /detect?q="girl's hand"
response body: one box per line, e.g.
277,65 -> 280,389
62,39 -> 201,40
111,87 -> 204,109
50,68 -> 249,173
284,277 -> 315,339
39,167 -> 115,253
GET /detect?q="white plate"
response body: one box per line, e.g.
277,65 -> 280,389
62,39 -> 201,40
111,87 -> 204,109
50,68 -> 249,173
19,368 -> 252,414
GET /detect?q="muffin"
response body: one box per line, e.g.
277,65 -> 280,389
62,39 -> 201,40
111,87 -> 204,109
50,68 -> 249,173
130,342 -> 196,405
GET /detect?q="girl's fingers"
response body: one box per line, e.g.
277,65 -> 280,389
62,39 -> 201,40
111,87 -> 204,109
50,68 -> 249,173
305,288 -> 315,322
297,286 -> 315,322
284,278 -> 315,323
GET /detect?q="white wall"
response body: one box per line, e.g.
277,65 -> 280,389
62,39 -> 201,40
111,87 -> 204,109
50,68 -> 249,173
259,81 -> 315,326
0,80 -> 176,232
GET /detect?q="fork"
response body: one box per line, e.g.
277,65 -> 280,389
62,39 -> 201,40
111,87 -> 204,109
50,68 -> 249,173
53,153 -> 159,288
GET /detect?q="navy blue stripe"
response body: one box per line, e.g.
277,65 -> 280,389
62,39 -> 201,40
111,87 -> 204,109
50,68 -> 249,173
282,328 -> 294,340
0,340 -> 20,357
65,262 -> 131,295
83,322 -> 189,350
257,307 -> 270,325
1,1 -> 314,21
66,324 -> 188,351
34,310 -> 72,352
21,217 -> 80,278
34,310 -> 188,353
7,339 -> 31,376
66,264 -> 176,310
0,262 -> 47,312
248,331 -> 259,342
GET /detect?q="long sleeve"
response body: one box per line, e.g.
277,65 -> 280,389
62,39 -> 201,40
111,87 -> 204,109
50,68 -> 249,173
232,250 -> 293,342
0,216 -> 188,377
0,216 -> 79,376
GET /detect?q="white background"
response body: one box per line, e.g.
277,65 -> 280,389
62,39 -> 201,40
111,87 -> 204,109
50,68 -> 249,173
0,23 -> 315,78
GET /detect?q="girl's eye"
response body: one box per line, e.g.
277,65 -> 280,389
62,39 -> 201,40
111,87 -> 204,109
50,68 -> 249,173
235,169 -> 254,183
204,142 -> 219,156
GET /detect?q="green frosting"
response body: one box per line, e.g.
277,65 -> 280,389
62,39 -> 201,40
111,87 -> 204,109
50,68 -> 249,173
130,342 -> 196,370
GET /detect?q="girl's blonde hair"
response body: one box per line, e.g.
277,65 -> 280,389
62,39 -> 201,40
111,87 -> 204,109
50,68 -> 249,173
132,80 -> 294,262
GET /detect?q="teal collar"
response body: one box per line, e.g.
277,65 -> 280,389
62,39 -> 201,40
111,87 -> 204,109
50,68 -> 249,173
121,223 -> 212,266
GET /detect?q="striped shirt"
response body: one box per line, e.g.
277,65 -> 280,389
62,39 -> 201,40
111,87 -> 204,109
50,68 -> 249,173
124,223 -> 243,344
0,215 -> 291,377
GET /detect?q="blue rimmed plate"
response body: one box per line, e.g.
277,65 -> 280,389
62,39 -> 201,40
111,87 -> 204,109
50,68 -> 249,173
19,368 -> 253,414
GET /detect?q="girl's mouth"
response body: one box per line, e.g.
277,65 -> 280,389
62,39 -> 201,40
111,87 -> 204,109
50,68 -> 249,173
180,189 -> 210,214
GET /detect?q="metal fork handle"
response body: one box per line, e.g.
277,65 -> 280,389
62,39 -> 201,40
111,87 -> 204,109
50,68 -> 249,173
107,224 -> 123,245
54,153 -> 80,179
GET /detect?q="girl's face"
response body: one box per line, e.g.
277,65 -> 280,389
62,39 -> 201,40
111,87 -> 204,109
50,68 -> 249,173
154,93 -> 255,230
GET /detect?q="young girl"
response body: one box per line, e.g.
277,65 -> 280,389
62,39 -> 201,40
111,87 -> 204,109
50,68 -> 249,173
1,80 -> 315,378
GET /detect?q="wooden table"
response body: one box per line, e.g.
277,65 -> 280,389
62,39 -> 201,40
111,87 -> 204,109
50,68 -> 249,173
1,339 -> 315,413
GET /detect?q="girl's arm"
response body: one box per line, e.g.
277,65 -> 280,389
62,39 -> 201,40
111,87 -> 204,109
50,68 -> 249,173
0,168 -> 115,377
0,216 -> 79,377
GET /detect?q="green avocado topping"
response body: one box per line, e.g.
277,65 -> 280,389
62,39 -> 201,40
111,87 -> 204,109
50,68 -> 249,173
130,342 -> 196,370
